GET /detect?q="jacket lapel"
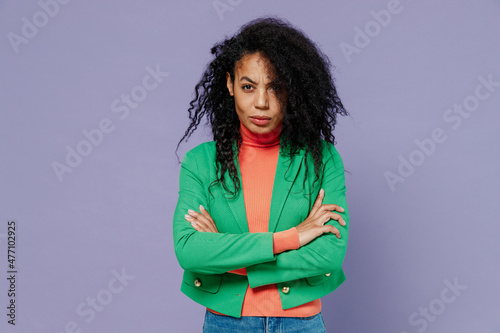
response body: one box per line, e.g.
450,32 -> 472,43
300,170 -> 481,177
221,155 -> 249,233
268,150 -> 304,233
221,144 -> 305,234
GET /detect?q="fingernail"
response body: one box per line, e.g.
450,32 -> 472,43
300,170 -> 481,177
191,221 -> 198,228
185,214 -> 191,220
199,205 -> 205,211
320,189 -> 324,195
340,207 -> 345,212
188,209 -> 195,215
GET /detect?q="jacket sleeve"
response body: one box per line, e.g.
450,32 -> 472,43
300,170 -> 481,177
245,145 -> 349,288
173,148 -> 276,275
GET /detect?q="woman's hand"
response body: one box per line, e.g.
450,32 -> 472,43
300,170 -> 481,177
295,189 -> 346,247
184,205 -> 218,233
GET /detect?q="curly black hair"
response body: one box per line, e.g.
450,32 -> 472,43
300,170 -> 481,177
177,16 -> 348,196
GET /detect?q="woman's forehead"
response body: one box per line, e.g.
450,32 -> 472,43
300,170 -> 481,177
234,52 -> 277,80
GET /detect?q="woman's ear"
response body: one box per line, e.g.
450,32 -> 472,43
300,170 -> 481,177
226,72 -> 234,96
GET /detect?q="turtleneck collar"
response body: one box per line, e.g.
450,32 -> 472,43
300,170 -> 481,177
239,121 -> 282,148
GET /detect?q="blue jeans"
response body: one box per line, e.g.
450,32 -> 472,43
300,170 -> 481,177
202,310 -> 327,333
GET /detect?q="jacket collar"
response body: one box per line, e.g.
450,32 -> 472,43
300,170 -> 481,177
222,143 -> 305,233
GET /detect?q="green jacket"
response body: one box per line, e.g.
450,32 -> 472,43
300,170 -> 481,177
173,140 -> 349,318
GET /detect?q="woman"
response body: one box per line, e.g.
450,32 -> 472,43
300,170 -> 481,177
173,17 -> 349,332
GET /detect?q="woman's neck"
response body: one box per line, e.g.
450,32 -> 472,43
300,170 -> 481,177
239,122 -> 281,147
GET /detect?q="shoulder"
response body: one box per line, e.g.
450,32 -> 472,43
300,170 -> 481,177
319,140 -> 345,171
181,141 -> 216,170
183,141 -> 216,158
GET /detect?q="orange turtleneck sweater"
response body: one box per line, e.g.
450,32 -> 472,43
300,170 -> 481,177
209,122 -> 322,317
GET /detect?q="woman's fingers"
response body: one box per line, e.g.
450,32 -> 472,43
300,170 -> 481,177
320,203 -> 345,213
309,190 -> 344,217
296,190 -> 346,246
185,212 -> 214,232
184,213 -> 206,231
311,200 -> 346,226
322,225 -> 341,238
320,211 -> 347,227
296,221 -> 342,246
192,210 -> 217,233
185,207 -> 218,233
308,188 -> 324,217
200,205 -> 218,232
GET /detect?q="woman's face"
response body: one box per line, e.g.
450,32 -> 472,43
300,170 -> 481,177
226,52 -> 285,135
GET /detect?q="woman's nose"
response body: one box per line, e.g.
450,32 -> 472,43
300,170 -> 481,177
254,89 -> 269,109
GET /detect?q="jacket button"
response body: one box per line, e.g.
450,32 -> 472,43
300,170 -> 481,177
282,286 -> 290,294
194,278 -> 202,287
325,273 -> 331,277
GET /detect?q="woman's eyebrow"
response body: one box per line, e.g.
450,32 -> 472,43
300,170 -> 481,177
239,76 -> 257,84
239,76 -> 278,86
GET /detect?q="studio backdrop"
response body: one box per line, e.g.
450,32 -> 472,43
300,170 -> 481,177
1,0 -> 499,332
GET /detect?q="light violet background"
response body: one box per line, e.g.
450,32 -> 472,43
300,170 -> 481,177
1,0 -> 499,332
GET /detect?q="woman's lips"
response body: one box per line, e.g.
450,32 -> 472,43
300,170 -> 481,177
250,116 -> 271,126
